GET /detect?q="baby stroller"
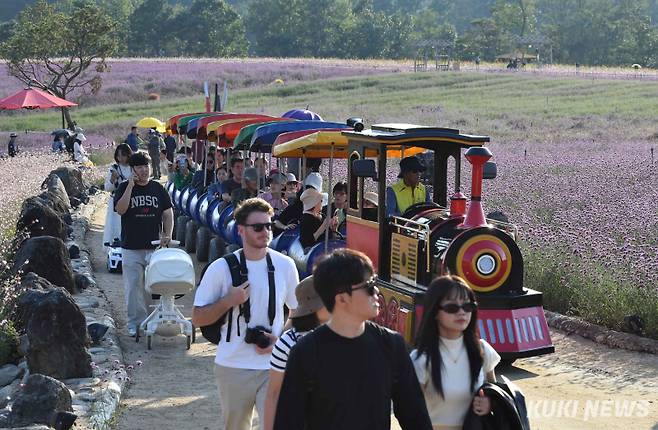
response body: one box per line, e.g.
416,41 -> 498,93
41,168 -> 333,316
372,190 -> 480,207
136,240 -> 196,350
106,238 -> 123,273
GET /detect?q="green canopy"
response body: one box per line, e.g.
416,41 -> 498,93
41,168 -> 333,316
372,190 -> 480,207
233,120 -> 296,150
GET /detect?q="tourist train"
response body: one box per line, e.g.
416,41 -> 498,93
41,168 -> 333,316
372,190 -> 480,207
166,111 -> 555,363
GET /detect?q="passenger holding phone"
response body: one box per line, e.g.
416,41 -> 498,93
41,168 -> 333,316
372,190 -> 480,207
192,198 -> 299,430
114,152 -> 173,337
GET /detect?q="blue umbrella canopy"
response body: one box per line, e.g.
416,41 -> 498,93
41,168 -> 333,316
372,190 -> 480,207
282,108 -> 323,121
249,121 -> 350,153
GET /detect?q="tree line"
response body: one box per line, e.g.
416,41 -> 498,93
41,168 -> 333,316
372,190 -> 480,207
1,0 -> 657,67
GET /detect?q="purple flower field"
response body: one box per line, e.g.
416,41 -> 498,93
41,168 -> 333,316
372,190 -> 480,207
0,58 -> 405,107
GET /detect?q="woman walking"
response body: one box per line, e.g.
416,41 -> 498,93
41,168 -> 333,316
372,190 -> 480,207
103,144 -> 133,247
410,275 -> 500,429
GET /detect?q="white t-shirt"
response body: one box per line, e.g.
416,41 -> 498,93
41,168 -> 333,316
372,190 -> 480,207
410,337 -> 500,427
194,249 -> 299,369
270,327 -> 309,372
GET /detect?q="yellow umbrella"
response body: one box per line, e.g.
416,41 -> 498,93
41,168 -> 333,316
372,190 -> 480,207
136,117 -> 165,133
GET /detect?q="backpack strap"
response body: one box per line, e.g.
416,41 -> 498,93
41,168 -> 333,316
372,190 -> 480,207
266,252 -> 276,326
223,252 -> 245,342
236,250 -> 249,334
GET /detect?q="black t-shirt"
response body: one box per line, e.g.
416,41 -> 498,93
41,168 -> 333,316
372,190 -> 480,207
274,322 -> 432,430
220,178 -> 242,196
113,180 -> 172,250
278,198 -> 303,226
300,213 -> 323,248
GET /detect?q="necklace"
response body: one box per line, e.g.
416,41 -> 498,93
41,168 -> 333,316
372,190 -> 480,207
440,339 -> 464,364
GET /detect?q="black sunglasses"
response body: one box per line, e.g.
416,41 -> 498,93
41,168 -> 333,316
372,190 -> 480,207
438,302 -> 477,314
243,222 -> 273,232
350,275 -> 378,295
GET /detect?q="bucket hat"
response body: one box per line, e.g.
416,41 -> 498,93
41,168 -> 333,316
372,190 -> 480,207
300,187 -> 327,211
290,276 -> 325,318
303,172 -> 323,191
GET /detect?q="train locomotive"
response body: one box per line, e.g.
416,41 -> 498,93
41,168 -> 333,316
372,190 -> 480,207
164,112 -> 554,362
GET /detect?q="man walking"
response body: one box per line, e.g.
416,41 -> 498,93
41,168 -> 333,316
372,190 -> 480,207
192,198 -> 299,430
274,249 -> 432,430
126,126 -> 143,153
114,152 -> 173,337
147,129 -> 165,179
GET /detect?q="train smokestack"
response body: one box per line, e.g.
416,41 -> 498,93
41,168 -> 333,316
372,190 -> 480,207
461,146 -> 492,228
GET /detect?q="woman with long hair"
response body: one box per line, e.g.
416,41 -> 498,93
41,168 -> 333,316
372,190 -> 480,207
410,275 -> 500,429
103,143 -> 133,247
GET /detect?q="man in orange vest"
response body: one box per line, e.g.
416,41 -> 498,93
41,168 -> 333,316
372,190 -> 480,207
386,156 -> 430,217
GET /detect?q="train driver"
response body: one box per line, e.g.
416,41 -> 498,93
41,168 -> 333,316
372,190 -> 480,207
386,155 -> 430,217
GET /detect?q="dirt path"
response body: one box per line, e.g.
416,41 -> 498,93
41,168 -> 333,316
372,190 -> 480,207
87,200 -> 658,430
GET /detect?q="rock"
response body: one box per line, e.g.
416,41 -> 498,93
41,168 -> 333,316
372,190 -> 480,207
0,364 -> 21,387
8,374 -> 73,427
40,173 -> 71,212
19,272 -> 55,291
68,244 -> 80,260
16,197 -> 68,240
12,237 -> 75,293
17,335 -> 29,357
23,288 -> 92,380
73,273 -> 94,291
0,379 -> 21,407
49,167 -> 87,199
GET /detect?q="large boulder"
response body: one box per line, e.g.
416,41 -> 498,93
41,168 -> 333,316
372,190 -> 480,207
12,237 -> 75,293
16,197 -> 68,240
41,173 -> 71,212
19,272 -> 55,292
49,167 -> 87,199
23,288 -> 92,379
7,374 -> 73,428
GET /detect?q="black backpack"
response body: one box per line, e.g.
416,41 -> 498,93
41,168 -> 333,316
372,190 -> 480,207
199,250 -> 276,344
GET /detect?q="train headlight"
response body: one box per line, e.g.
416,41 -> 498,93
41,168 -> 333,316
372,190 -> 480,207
476,254 -> 496,275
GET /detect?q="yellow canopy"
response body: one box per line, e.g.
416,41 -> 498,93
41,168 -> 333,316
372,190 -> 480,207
272,131 -> 424,158
136,117 -> 165,133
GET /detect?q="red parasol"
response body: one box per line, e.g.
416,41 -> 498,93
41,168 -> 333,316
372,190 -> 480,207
0,87 -> 77,110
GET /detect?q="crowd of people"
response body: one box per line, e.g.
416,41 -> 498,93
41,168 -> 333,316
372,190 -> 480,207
102,124 -> 513,430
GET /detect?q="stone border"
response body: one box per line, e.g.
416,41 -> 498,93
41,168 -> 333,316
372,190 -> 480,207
65,193 -> 128,429
545,310 -> 658,354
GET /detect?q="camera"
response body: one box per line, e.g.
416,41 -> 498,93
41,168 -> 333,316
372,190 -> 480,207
244,326 -> 272,348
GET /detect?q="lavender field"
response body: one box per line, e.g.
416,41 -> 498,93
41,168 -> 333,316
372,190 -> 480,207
0,61 -> 656,337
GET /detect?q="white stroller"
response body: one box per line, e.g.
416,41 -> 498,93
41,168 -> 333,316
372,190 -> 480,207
136,240 -> 196,349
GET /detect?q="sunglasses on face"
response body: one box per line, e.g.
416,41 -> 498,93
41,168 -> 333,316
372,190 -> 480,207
243,222 -> 273,232
438,302 -> 477,314
350,274 -> 378,295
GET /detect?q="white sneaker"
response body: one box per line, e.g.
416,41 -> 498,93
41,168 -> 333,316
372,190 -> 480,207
127,327 -> 137,337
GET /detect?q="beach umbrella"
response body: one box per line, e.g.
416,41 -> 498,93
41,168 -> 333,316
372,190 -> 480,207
0,87 -> 77,110
136,117 -> 165,132
282,108 -> 323,121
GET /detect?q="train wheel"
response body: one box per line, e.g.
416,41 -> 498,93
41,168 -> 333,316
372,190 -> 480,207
208,236 -> 226,263
196,227 -> 212,262
175,215 -> 189,245
147,335 -> 152,350
184,220 -> 198,253
186,335 -> 191,350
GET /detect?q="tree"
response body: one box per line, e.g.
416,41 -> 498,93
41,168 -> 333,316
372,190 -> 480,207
128,0 -> 177,56
0,0 -> 118,126
176,0 -> 248,57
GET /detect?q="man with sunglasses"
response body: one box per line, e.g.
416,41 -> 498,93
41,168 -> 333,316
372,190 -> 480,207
386,155 -> 431,217
192,198 -> 299,430
274,249 -> 432,430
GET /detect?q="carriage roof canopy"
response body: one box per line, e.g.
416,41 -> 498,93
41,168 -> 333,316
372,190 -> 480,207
342,124 -> 489,150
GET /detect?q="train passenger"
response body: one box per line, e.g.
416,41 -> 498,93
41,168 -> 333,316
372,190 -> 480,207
274,172 -> 323,233
185,146 -> 199,171
207,167 -> 228,199
171,154 -> 194,190
274,249 -> 433,430
261,172 -> 288,217
299,187 -> 336,249
324,182 -> 347,226
263,276 -> 330,430
220,156 -> 244,202
386,155 -> 430,217
214,147 -> 226,170
231,167 -> 260,207
284,173 -> 300,201
362,191 -> 379,222
410,275 -> 500,429
191,152 -> 216,195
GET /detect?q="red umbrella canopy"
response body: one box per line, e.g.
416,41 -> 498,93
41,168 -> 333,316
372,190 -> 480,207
0,87 -> 78,110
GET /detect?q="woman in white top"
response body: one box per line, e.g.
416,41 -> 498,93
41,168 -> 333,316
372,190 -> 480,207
103,144 -> 133,247
73,134 -> 90,164
263,276 -> 330,430
410,275 -> 500,430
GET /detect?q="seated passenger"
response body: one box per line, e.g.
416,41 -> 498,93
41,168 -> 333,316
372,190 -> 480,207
363,191 -> 379,222
275,172 -> 323,233
261,172 -> 288,217
191,152 -> 216,195
299,187 -> 336,249
207,167 -> 228,199
220,156 -> 244,202
386,155 -> 430,217
172,154 -> 195,190
231,167 -> 260,207
324,181 -> 347,226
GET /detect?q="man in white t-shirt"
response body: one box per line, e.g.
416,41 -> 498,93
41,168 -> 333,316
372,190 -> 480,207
192,198 -> 299,430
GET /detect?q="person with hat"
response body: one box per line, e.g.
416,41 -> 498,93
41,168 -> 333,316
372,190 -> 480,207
274,172 -> 323,234
284,173 -> 300,201
261,172 -> 289,217
263,276 -> 330,430
299,187 -> 336,248
363,191 -> 379,222
7,133 -> 18,157
231,167 -> 261,207
386,155 -> 431,217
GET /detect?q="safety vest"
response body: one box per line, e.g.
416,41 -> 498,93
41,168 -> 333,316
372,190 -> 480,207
391,179 -> 427,215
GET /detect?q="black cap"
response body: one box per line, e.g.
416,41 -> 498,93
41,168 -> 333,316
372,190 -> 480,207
398,156 -> 425,178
